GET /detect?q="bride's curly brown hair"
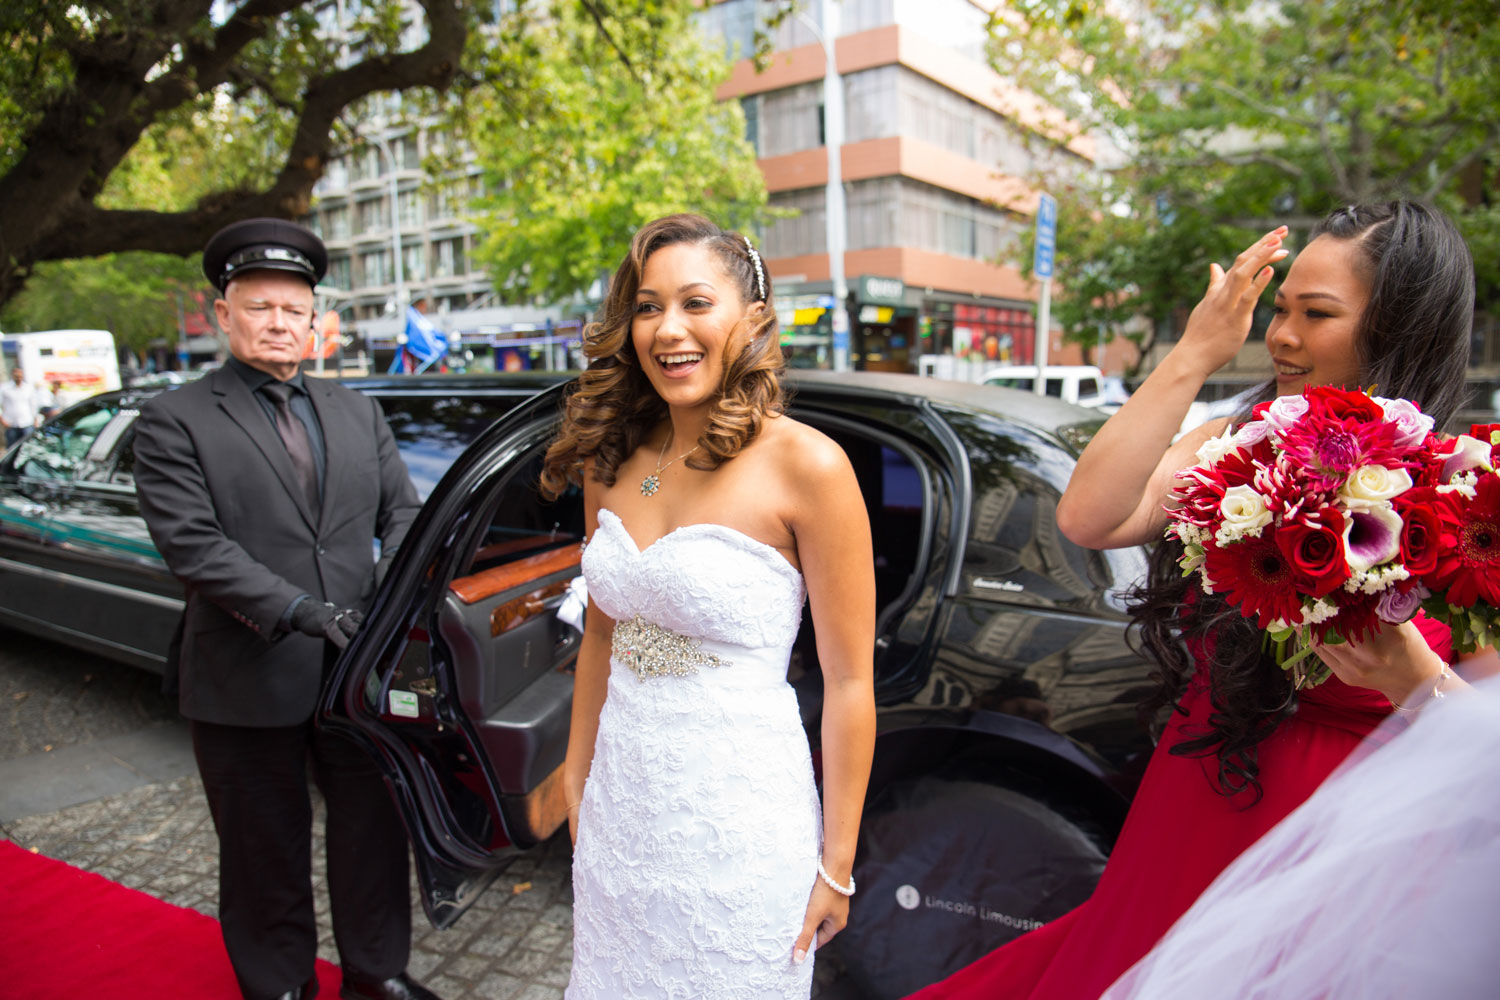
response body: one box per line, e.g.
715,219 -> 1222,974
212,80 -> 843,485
539,214 -> 784,500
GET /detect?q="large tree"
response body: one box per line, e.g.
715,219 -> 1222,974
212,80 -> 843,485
0,0 -> 475,308
989,0 -> 1500,367
460,1 -> 769,305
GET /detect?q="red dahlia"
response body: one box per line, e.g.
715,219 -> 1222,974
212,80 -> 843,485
1203,535 -> 1310,629
1429,473 -> 1500,608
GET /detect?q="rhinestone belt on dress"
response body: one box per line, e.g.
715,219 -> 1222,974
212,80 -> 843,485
612,616 -> 728,681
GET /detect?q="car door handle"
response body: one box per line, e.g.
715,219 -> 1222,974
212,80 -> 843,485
20,502 -> 47,519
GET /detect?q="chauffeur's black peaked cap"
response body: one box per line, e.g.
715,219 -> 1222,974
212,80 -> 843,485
202,217 -> 328,293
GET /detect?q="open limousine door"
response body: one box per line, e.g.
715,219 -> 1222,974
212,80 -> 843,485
322,396 -> 585,928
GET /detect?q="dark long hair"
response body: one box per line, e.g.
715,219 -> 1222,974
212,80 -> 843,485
1132,200 -> 1474,801
539,215 -> 783,501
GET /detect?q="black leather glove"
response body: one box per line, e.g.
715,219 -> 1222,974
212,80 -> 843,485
290,599 -> 366,650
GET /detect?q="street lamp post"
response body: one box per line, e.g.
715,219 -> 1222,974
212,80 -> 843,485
369,133 -> 406,323
795,1 -> 850,372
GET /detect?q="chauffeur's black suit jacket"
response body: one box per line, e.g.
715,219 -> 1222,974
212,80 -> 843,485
133,365 -> 421,727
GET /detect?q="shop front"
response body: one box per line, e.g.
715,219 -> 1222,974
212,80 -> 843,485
851,276 -> 918,373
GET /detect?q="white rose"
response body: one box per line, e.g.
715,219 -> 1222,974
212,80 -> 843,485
1375,397 -> 1435,449
1337,465 -> 1413,509
1194,427 -> 1239,468
1264,394 -> 1310,433
1215,485 -> 1273,544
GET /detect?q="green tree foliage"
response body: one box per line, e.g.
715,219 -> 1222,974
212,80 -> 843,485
990,0 -> 1500,366
0,0 -> 472,308
461,2 -> 769,305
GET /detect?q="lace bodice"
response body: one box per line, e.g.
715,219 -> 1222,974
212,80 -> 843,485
567,508 -> 821,1000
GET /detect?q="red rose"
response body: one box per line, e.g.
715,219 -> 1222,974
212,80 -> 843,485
1275,507 -> 1350,597
1393,488 -> 1456,578
1305,385 -> 1384,423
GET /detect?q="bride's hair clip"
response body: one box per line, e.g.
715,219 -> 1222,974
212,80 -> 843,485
744,237 -> 766,302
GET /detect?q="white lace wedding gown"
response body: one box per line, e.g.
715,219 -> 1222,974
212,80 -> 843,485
566,508 -> 821,999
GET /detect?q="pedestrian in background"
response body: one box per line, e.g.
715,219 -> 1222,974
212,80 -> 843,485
1,366 -> 40,445
133,218 -> 437,1000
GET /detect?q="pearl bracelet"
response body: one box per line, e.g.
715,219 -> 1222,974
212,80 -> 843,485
817,856 -> 855,896
1391,661 -> 1452,715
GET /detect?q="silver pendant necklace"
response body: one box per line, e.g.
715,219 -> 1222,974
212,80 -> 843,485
641,433 -> 700,498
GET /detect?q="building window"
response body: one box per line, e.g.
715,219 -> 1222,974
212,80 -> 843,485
760,82 -> 824,157
844,66 -> 899,144
846,178 -> 899,250
351,147 -> 381,182
326,255 -> 352,290
741,95 -> 761,154
356,197 -> 388,234
432,237 -> 467,278
895,180 -> 1022,261
322,205 -> 350,240
764,188 -> 828,258
360,249 -> 391,286
397,189 -> 423,228
402,243 -> 426,282
398,134 -> 421,170
322,157 -> 349,191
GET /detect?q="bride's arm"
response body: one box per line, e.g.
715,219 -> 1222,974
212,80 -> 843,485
785,426 -> 876,962
563,473 -> 615,845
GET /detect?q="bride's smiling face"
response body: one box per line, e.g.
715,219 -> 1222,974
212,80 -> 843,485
631,242 -> 755,410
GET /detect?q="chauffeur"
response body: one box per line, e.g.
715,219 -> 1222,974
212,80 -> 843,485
133,219 -> 436,1000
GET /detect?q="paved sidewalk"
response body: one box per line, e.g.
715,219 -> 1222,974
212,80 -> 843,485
1,629 -> 856,998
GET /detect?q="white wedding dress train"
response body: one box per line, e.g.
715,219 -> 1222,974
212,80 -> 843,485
566,508 -> 820,999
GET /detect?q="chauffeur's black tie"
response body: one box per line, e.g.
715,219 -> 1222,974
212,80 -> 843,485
260,381 -> 320,513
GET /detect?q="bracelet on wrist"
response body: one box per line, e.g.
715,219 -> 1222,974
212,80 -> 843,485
1391,660 -> 1452,715
817,856 -> 855,897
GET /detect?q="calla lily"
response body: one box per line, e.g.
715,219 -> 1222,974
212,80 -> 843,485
1342,504 -> 1403,572
1442,434 -> 1493,482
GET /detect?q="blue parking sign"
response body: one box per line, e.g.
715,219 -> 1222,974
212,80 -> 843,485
1034,193 -> 1057,280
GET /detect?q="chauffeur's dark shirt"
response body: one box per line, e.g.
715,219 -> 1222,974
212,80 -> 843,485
225,356 -> 327,497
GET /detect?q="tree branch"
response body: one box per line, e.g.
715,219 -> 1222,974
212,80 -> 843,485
1202,79 -> 1320,130
576,0 -> 637,77
1421,123 -> 1500,202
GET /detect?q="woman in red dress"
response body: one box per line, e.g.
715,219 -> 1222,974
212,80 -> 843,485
911,201 -> 1492,1000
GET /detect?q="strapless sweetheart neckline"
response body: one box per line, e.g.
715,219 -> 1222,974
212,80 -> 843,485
595,506 -> 802,580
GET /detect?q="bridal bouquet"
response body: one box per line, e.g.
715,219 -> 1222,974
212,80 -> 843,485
1165,386 -> 1442,687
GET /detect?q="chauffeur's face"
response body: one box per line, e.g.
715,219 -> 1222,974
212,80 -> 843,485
217,271 -> 315,382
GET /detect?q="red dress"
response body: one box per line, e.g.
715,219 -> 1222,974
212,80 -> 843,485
908,615 -> 1453,1000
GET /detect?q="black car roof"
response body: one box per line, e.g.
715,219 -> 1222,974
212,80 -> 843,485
789,370 -> 1104,434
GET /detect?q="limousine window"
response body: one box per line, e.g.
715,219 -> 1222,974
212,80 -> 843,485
12,396 -> 120,480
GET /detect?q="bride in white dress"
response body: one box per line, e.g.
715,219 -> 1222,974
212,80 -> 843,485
538,214 -> 877,999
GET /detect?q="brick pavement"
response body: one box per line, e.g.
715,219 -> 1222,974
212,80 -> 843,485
0,628 -> 857,998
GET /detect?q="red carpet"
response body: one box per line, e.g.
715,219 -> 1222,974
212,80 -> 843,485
0,839 -> 342,998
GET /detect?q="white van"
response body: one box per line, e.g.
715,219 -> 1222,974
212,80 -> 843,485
1,329 -> 122,403
980,365 -> 1107,408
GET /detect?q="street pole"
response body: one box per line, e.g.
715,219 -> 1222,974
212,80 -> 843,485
798,1 -> 850,372
1034,279 -> 1051,392
371,133 -> 406,329
1032,193 -> 1058,394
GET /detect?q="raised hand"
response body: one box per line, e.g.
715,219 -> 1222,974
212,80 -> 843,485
1177,226 -> 1290,376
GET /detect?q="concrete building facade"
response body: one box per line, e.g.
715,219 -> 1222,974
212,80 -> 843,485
703,0 -> 1101,373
